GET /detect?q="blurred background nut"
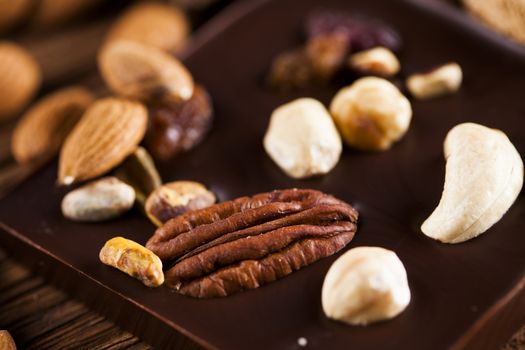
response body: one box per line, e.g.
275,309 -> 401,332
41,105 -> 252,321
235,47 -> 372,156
62,177 -> 135,222
0,42 -> 42,122
462,0 -> 525,45
31,0 -> 101,28
0,330 -> 17,350
322,246 -> 411,326
99,237 -> 164,287
264,98 -> 342,179
267,48 -> 313,90
98,40 -> 194,103
105,2 -> 190,54
406,62 -> 463,100
305,32 -> 349,81
146,84 -> 213,161
115,147 -> 162,205
330,77 -> 412,151
0,0 -> 32,34
304,10 -> 402,54
348,46 -> 400,77
11,86 -> 94,164
145,181 -> 215,226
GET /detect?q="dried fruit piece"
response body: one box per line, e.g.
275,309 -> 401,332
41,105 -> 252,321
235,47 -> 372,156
62,177 -> 135,222
100,237 -> 164,287
145,181 -> 216,226
267,48 -> 314,90
105,2 -> 189,53
421,123 -> 523,243
58,97 -> 148,185
98,40 -> 194,103
305,32 -> 349,81
406,63 -> 462,100
330,77 -> 412,151
0,330 -> 16,350
348,46 -> 400,77
0,42 -> 42,122
11,86 -> 94,164
114,147 -> 162,204
146,85 -> 213,160
264,98 -> 342,179
146,189 -> 358,298
322,247 -> 411,325
304,10 -> 402,53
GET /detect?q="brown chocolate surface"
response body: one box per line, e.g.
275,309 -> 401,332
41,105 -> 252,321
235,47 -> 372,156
2,0 -> 525,349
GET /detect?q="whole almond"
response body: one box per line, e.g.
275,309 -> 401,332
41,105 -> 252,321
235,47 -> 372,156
98,40 -> 194,103
11,86 -> 94,164
0,42 -> 42,122
58,97 -> 147,185
0,0 -> 32,33
0,330 -> 16,350
105,2 -> 189,54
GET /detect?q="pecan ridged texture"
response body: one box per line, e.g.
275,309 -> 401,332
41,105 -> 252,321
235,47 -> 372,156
146,189 -> 358,298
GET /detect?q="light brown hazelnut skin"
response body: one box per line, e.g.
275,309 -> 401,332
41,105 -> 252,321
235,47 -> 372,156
329,77 -> 412,151
145,181 -> 216,226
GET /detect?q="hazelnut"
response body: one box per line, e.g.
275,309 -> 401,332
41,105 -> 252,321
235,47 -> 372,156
322,246 -> 411,326
329,77 -> 412,151
145,181 -> 216,226
263,98 -> 342,179
348,46 -> 400,77
406,62 -> 462,100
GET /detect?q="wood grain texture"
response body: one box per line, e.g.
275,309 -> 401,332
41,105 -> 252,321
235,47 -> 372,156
0,249 -> 152,350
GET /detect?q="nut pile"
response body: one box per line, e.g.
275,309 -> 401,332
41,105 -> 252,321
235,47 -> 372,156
264,11 -> 466,180
5,2 -> 522,336
268,10 -> 402,89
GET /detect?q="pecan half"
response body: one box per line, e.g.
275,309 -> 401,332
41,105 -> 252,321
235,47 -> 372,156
146,189 -> 358,298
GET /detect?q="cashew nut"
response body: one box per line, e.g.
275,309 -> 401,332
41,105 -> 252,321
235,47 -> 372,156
421,123 -> 523,243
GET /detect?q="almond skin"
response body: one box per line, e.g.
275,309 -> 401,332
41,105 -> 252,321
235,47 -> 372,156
0,42 -> 42,121
11,86 -> 94,164
58,97 -> 147,185
98,40 -> 194,103
0,0 -> 32,34
32,0 -> 101,27
105,2 -> 189,54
